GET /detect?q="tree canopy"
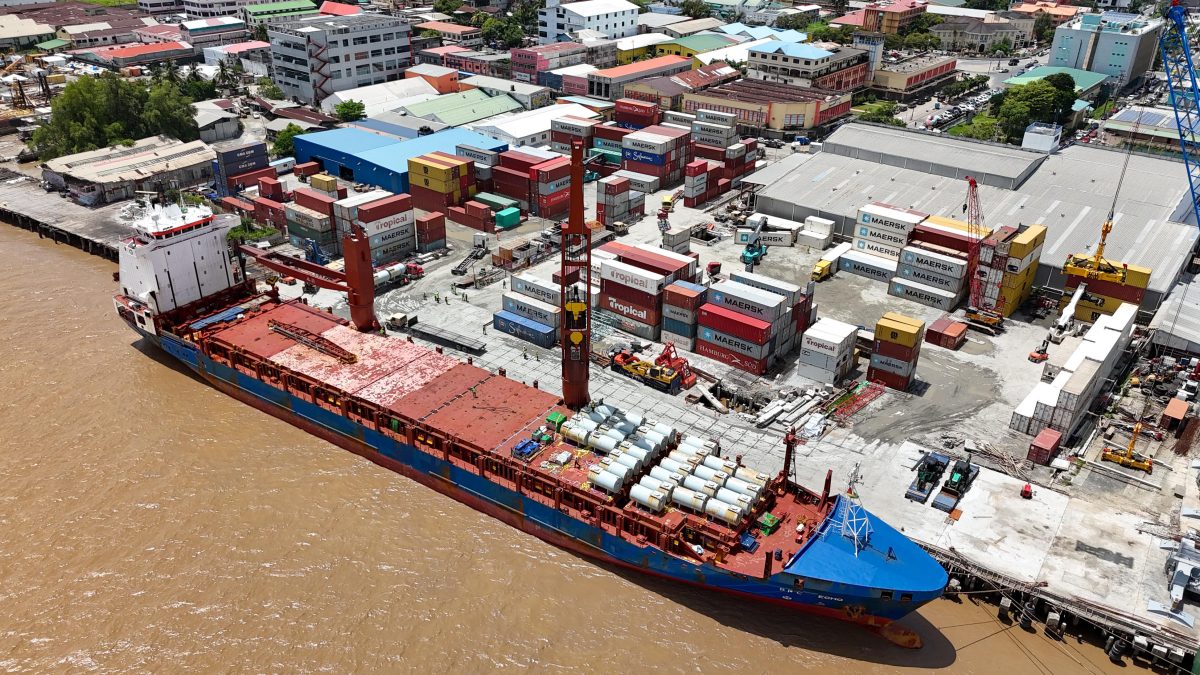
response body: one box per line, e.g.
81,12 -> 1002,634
272,123 -> 307,158
31,72 -> 198,160
334,99 -> 366,122
859,101 -> 905,127
257,76 -> 284,100
433,0 -> 461,16
995,78 -> 1077,141
679,0 -> 712,19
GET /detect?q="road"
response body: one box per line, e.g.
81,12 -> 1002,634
901,51 -> 1051,129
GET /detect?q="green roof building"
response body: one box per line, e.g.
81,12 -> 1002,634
241,0 -> 319,26
1003,66 -> 1109,100
398,89 -> 523,127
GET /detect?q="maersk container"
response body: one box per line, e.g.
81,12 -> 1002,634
889,278 -> 961,312
630,484 -> 668,512
682,474 -> 719,498
492,310 -> 556,348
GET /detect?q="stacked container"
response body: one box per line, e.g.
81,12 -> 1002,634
549,115 -> 599,156
253,197 -> 285,230
448,200 -> 494,233
622,125 -> 692,188
599,241 -> 697,284
979,224 -> 1049,318
691,109 -> 738,149
838,249 -> 897,282
352,193 -> 417,266
589,123 -> 631,168
796,318 -> 857,384
415,212 -> 446,252
896,244 -> 967,297
455,144 -> 500,190
853,202 -> 926,261
611,170 -> 659,195
662,281 -> 706,350
728,270 -> 813,346
258,176 -> 283,202
308,174 -> 342,198
598,259 -> 664,341
408,152 -> 477,212
212,142 -> 269,197
492,149 -> 546,211
596,175 -> 630,229
613,98 -> 660,129
530,156 -> 572,219
870,312 -> 925,391
696,280 -> 790,376
285,201 -> 335,255
925,315 -> 968,350
661,224 -> 692,255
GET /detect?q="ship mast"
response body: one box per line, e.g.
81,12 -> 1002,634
560,140 -> 592,409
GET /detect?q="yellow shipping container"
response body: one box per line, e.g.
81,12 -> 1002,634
1008,224 -> 1047,259
874,315 -> 923,348
409,155 -> 460,182
45,73 -> 66,85
309,174 -> 337,192
1000,265 -> 1036,290
414,175 -> 463,194
922,215 -> 971,232
1122,263 -> 1152,290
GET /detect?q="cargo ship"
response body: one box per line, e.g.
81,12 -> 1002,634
113,153 -> 947,648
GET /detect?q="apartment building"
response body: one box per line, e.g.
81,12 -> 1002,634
747,41 -> 870,92
269,13 -> 412,105
538,0 -> 638,45
1048,11 -> 1164,88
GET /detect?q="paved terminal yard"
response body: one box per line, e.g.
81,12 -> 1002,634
5,151 -> 1198,660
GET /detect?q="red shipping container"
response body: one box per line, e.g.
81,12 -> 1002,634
600,242 -> 689,280
717,178 -> 731,192
615,98 -> 657,114
603,176 -> 630,196
685,160 -> 707,177
600,278 -> 660,308
411,184 -> 455,206
911,223 -> 973,253
599,293 -> 662,325
294,161 -> 320,177
228,166 -> 276,192
357,194 -> 413,222
873,340 -> 920,362
695,339 -> 768,376
1063,275 -> 1145,304
663,282 -> 705,311
867,367 -> 910,391
1027,428 -> 1062,465
594,125 -> 632,142
693,143 -> 725,161
258,177 -> 282,200
499,150 -> 544,173
621,159 -> 668,177
794,298 -> 813,333
464,200 -> 491,219
538,188 -> 570,209
416,214 -> 447,243
683,196 -> 698,208
531,157 -> 571,183
742,138 -> 758,153
697,303 -> 771,344
293,188 -> 336,217
220,196 -> 254,215
553,268 -> 581,285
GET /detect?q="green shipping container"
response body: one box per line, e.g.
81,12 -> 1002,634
288,221 -> 337,244
588,148 -> 621,165
474,192 -> 519,211
496,207 -> 521,229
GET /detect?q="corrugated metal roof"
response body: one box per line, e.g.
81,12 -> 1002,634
1151,280 -> 1200,351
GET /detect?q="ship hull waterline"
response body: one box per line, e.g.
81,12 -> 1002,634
133,326 -> 932,648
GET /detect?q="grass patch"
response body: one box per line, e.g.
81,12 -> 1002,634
1092,100 -> 1116,118
948,114 -> 999,140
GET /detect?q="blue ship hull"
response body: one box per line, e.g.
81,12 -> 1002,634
143,328 -> 945,632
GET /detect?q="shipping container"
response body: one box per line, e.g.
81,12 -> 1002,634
663,281 -> 706,310
494,310 -> 556,348
1027,428 -> 1062,465
856,202 -> 926,234
707,280 -> 786,323
889,278 -> 961,311
503,292 -> 562,328
869,352 -> 916,378
367,222 -> 415,250
662,303 -> 695,325
694,339 -> 768,376
873,339 -> 919,362
899,244 -> 967,279
867,366 -> 911,391
874,313 -> 925,348
662,316 -> 697,338
696,303 -> 771,344
599,293 -> 661,325
838,250 -> 897,282
801,318 -> 858,356
597,308 -> 661,341
600,258 -> 666,293
728,271 -> 805,307
925,316 -> 967,350
660,330 -> 695,351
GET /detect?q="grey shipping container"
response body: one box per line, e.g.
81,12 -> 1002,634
838,250 -> 897,283
493,310 -> 556,348
598,308 -> 661,341
888,278 -> 961,311
894,262 -> 964,293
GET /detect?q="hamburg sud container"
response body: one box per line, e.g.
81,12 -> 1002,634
493,309 -> 556,348
694,337 -> 768,376
839,250 -> 897,283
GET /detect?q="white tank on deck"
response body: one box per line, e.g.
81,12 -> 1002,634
643,431 -> 666,451
611,451 -> 643,472
630,484 -> 668,512
693,465 -> 729,485
658,457 -> 688,475
588,466 -> 622,493
623,446 -> 650,463
734,467 -> 770,487
574,417 -> 599,433
561,423 -> 589,445
724,476 -> 761,499
638,475 -> 675,495
601,460 -> 633,484
613,419 -> 639,436
671,486 -> 707,511
652,422 -> 676,444
603,427 -> 627,443
667,450 -> 700,467
702,455 -> 738,474
649,466 -> 685,486
705,499 -> 743,525
682,474 -> 719,498
624,412 -> 645,427
587,432 -> 618,454
594,404 -> 619,418
716,488 -> 753,513
673,444 -> 710,460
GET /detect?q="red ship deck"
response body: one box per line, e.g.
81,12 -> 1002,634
198,298 -> 830,580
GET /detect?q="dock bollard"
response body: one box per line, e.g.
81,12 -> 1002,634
1019,601 -> 1035,629
998,597 -> 1011,620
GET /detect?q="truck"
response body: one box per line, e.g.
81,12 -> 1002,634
812,242 -> 852,281
931,456 -> 980,512
905,452 -> 950,504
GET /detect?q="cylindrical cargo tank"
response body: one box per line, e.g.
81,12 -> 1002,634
561,423 -> 589,445
587,432 -> 618,454
673,444 -> 710,459
586,408 -> 607,424
667,450 -> 700,466
716,488 -> 753,513
630,484 -> 668,512
679,435 -> 707,449
588,467 -> 622,493
623,446 -> 650,463
574,417 -> 599,433
638,476 -> 675,495
724,475 -> 761,498
612,451 -> 643,472
734,467 -> 770,487
613,419 -> 639,436
602,460 -> 633,484
671,486 -> 707,511
604,427 -> 627,443
682,474 -> 719,498
594,404 -> 619,418
658,457 -> 688,474
705,499 -> 742,525
642,431 -> 666,451
652,422 -> 676,444
693,465 -> 729,485
702,455 -> 738,473
624,412 -> 645,427
649,466 -> 685,486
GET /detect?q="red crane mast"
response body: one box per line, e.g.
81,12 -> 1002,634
560,140 -> 591,409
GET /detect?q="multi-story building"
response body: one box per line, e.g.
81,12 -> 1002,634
870,54 -> 957,100
241,0 -> 318,26
747,42 -> 871,93
134,24 -> 182,42
1008,2 -> 1082,27
1048,11 -> 1164,89
511,41 -> 586,82
459,74 -> 551,110
861,0 -> 927,35
538,0 -> 638,45
622,60 -> 739,110
184,0 -> 255,19
613,32 -> 672,64
416,44 -> 470,66
180,17 -> 249,49
661,17 -> 724,39
586,54 -> 692,100
414,20 -> 482,48
654,33 -> 737,60
930,15 -> 1029,53
138,0 -> 183,15
681,79 -> 853,132
269,14 -> 412,105
443,49 -> 511,78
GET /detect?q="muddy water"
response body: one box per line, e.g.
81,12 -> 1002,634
0,227 -> 1121,674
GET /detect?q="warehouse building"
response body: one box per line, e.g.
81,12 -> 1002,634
41,136 -> 215,206
397,88 -> 523,126
292,127 -> 507,194
459,75 -> 552,110
587,55 -> 692,100
680,79 -> 853,132
466,102 -> 599,148
747,122 -> 1198,312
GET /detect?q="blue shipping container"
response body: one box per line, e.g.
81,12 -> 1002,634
662,316 -> 697,338
622,148 -> 665,166
674,280 -> 707,294
493,310 -> 556,348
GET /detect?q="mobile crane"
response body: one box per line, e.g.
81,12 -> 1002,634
963,177 -> 1005,332
1102,400 -> 1155,474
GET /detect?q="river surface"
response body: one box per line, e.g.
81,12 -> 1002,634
0,227 -> 1124,673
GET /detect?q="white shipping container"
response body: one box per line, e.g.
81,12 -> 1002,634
708,280 -> 787,322
888,278 -> 961,312
869,352 -> 916,378
512,273 -> 560,306
597,308 -> 661,341
359,209 -> 415,238
695,109 -> 738,125
894,263 -> 965,293
624,132 -> 672,153
612,170 -> 659,193
796,230 -> 833,249
855,224 -> 910,248
853,236 -> 904,260
367,222 -> 415,249
900,245 -> 966,279
730,270 -> 803,307
285,203 -> 332,232
804,216 -> 834,237
759,230 -> 794,247
839,249 -> 899,282
792,360 -> 844,385
502,292 -> 562,327
370,237 -> 415,263
456,144 -> 499,167
660,329 -> 695,351
663,304 -> 695,324
857,202 -> 925,234
600,259 -> 667,293
725,143 -> 746,159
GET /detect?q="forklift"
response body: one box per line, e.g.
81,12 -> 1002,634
610,349 -> 682,394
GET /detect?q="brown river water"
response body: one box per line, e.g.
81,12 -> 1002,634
0,226 -> 1124,673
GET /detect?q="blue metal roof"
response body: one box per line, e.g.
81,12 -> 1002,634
355,128 -> 507,174
292,127 -> 397,155
718,23 -> 807,43
783,496 -> 948,594
749,41 -> 832,60
348,117 -> 421,140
